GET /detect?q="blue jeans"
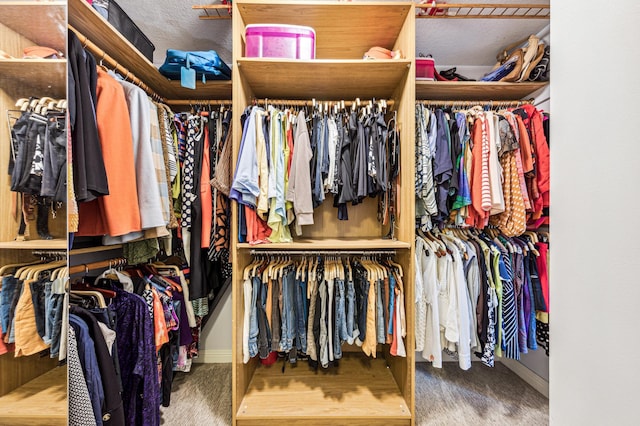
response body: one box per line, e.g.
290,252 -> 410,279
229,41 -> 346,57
334,279 -> 347,359
8,283 -> 24,344
0,275 -> 18,333
30,279 -> 47,340
345,279 -> 357,344
280,269 -> 295,352
388,275 -> 396,336
49,293 -> 65,357
376,279 -> 385,344
43,281 -> 53,344
248,277 -> 260,358
295,278 -> 308,352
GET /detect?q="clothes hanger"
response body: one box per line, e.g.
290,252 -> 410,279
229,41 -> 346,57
71,290 -> 107,308
0,259 -> 41,276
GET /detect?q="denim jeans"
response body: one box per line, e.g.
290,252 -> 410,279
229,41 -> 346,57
279,269 -> 295,353
30,279 -> 47,340
49,293 -> 64,357
8,282 -> 24,344
345,279 -> 357,344
248,277 -> 260,358
376,279 -> 386,344
1,275 -> 18,333
334,279 -> 347,359
388,275 -> 396,336
43,281 -> 53,344
295,278 -> 307,352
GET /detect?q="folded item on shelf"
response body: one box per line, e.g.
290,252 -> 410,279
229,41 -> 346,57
158,49 -> 232,83
23,46 -> 63,59
363,46 -> 403,60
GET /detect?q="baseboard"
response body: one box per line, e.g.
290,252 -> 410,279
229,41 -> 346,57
193,349 -> 232,364
500,358 -> 549,398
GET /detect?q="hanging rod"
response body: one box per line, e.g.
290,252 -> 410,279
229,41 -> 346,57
418,98 -> 534,108
249,250 -> 397,257
416,3 -> 550,19
31,250 -> 67,259
167,99 -> 233,107
69,257 -> 128,275
69,25 -> 166,103
193,4 -> 232,20
250,98 -> 395,108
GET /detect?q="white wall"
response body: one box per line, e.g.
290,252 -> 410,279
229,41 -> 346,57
197,284 -> 232,363
551,0 -> 640,423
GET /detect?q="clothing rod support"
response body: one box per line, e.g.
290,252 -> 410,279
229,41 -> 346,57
167,99 -> 233,106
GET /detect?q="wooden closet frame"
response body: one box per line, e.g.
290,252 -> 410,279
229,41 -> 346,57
63,1 -> 550,425
0,2 -> 68,423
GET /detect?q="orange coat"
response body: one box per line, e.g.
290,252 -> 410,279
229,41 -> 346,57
77,69 -> 141,236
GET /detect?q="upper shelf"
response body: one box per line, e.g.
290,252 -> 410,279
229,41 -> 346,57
415,80 -> 547,100
237,58 -> 411,99
234,1 -> 413,59
0,1 -> 67,53
238,238 -> 411,251
0,59 -> 67,97
416,2 -> 550,19
68,0 -> 232,101
0,238 -> 67,250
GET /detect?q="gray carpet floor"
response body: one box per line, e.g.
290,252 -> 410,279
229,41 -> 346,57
160,362 -> 548,425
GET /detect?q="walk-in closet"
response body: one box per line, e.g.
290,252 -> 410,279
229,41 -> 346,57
1,0 -> 639,425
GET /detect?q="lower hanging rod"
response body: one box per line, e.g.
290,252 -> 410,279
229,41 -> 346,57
418,98 -> 534,108
249,249 -> 397,256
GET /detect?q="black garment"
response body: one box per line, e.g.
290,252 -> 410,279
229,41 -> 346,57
70,306 -> 125,426
68,31 -> 109,202
528,253 -> 547,312
354,264 -> 369,340
187,116 -> 211,300
159,330 -> 178,407
255,277 -> 271,359
90,307 -> 123,395
10,114 -> 46,194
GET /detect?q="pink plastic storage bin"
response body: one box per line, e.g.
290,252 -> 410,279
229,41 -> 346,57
245,24 -> 316,59
416,57 -> 435,80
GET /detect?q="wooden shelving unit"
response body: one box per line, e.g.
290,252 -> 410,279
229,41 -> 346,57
0,1 -> 68,408
231,1 -> 415,425
0,366 -> 67,425
69,0 -> 232,101
237,58 -> 411,100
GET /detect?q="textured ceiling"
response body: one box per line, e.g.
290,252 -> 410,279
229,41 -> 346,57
120,0 -> 549,72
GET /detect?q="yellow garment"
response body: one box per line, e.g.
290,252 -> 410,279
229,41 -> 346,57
14,279 -> 48,357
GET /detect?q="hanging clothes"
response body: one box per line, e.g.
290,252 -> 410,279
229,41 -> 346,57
414,228 -> 549,370
241,254 -> 406,367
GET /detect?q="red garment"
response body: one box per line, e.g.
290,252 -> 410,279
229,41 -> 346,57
200,126 -> 213,248
466,117 -> 490,228
0,322 -> 13,355
523,105 -> 550,218
535,242 -> 550,312
245,205 -> 271,245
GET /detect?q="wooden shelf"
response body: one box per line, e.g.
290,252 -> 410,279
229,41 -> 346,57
237,355 -> 410,424
237,58 -> 411,99
238,238 -> 410,251
0,59 -> 66,97
0,2 -> 67,52
235,1 -> 412,60
0,238 -> 67,250
0,366 -> 67,425
415,80 -> 548,101
70,244 -> 123,256
69,0 -> 232,101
